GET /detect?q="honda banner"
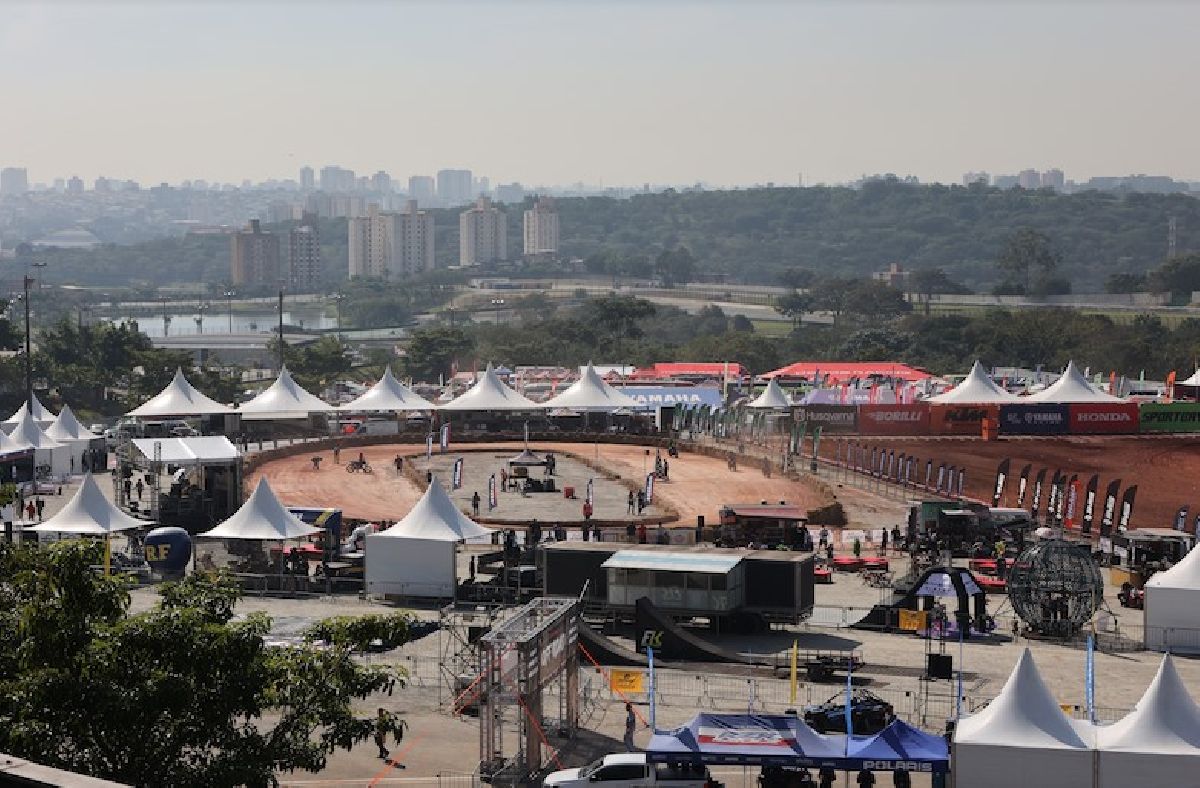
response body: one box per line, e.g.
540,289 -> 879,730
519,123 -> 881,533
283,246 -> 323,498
1068,403 -> 1140,435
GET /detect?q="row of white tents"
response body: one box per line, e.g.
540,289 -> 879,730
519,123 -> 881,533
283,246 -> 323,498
0,395 -> 104,477
954,649 -> 1200,788
930,360 -> 1123,405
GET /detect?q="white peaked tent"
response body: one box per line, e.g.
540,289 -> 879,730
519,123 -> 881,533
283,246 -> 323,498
953,649 -> 1094,788
541,363 -> 641,411
238,366 -> 334,419
747,378 -> 792,409
1096,655 -> 1200,788
9,410 -> 69,477
1177,368 -> 1200,387
27,473 -> 147,534
198,477 -> 321,540
1027,360 -> 1122,403
2,394 -> 56,432
439,363 -> 539,411
1143,543 -> 1200,652
366,479 -> 494,597
128,368 -> 234,417
338,366 -> 434,412
45,405 -> 100,473
927,361 -> 1019,404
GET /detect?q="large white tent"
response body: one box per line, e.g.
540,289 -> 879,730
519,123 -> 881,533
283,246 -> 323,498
338,365 -> 434,412
1177,368 -> 1200,387
1096,655 -> 1200,788
27,473 -> 147,535
45,405 -> 101,473
2,394 -> 56,432
237,366 -> 334,420
198,477 -> 321,540
747,378 -> 792,409
128,368 -> 234,417
927,361 -> 1020,404
1143,543 -> 1200,652
541,363 -> 640,411
1027,360 -> 1122,403
366,478 -> 494,597
8,410 -> 69,477
439,363 -> 539,411
953,649 -> 1094,788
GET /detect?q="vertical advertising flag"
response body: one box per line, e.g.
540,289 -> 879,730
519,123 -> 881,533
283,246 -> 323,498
452,457 -> 464,490
1016,463 -> 1032,507
871,447 -> 879,477
1031,468 -> 1047,518
925,460 -> 933,489
586,478 -> 594,506
440,423 -> 451,452
425,432 -> 434,460
896,453 -> 906,482
957,468 -> 966,499
1081,474 -> 1099,535
1063,477 -> 1081,531
811,426 -> 823,459
1174,505 -> 1190,532
887,450 -> 896,481
488,473 -> 497,510
992,458 -> 1011,507
1099,479 -> 1121,538
523,420 -> 530,445
936,464 -> 946,494
905,456 -> 915,486
645,473 -> 655,503
1117,485 -> 1138,532
1193,513 -> 1200,536
1053,474 -> 1068,524
1048,470 -> 1062,521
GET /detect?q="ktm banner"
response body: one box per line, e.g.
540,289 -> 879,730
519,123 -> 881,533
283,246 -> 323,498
992,458 -> 1011,507
1068,403 -> 1140,435
858,404 -> 931,436
929,404 -> 1000,436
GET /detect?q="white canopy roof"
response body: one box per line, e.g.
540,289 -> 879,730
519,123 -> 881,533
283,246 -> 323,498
131,436 -> 240,464
8,410 -> 63,452
1097,654 -> 1200,753
45,405 -> 99,443
439,363 -> 539,411
1178,368 -> 1200,387
198,477 -> 321,540
3,394 -> 55,427
128,368 -> 234,417
955,649 -> 1091,749
541,363 -> 641,411
1145,543 -> 1200,590
747,378 -> 792,409
27,474 -> 147,534
338,366 -> 434,412
377,478 -> 494,542
238,366 -> 334,418
1027,360 -> 1122,403
927,361 -> 1019,405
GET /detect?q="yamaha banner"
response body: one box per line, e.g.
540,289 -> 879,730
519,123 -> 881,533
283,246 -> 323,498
992,458 -> 1011,507
1099,479 -> 1121,537
488,473 -> 497,510
1118,485 -> 1138,532
452,457 -> 464,490
1175,505 -> 1190,532
1017,463 -> 1032,507
1031,468 -> 1047,518
1081,474 -> 1099,535
440,423 -> 451,452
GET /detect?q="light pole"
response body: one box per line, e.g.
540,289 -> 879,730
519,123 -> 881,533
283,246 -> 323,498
224,289 -> 235,333
22,261 -> 46,407
195,302 -> 209,334
277,282 -> 286,370
160,297 -> 171,337
331,292 -> 345,341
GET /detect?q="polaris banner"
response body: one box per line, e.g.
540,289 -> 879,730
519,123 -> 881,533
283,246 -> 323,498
1099,479 -> 1121,538
998,403 -> 1070,436
452,457 -> 464,490
1081,474 -> 1099,535
1175,504 -> 1190,532
992,458 -> 1011,507
1031,468 -> 1047,518
1017,463 -> 1032,507
1118,485 -> 1138,532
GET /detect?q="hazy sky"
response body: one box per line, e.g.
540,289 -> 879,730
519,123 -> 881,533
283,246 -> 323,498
2,1 -> 1197,188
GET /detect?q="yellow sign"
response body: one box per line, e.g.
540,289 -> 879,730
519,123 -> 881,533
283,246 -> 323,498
610,670 -> 645,694
898,609 -> 929,631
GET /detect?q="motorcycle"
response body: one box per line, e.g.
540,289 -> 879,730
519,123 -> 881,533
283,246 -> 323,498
346,459 -> 373,474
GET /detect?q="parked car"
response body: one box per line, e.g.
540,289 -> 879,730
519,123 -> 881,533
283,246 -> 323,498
803,689 -> 894,735
544,754 -> 711,788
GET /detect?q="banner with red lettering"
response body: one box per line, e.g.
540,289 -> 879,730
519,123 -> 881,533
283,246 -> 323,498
1067,403 -> 1140,435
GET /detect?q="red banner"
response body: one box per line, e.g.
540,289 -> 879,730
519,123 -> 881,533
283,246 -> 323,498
929,404 -> 999,436
1067,403 -> 1140,434
857,404 -> 931,435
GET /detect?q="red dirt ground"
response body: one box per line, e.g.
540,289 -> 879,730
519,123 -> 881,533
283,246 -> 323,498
250,441 -> 833,525
820,436 -> 1200,529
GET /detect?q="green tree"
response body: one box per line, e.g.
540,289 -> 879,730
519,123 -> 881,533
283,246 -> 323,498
995,228 -> 1062,295
581,295 -> 657,339
910,267 -> 970,315
1105,271 -> 1147,294
404,326 -> 475,381
1146,253 -> 1200,298
774,290 -> 813,328
654,246 -> 697,287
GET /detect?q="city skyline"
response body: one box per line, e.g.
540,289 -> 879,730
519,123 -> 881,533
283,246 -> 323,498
3,2 -> 1199,188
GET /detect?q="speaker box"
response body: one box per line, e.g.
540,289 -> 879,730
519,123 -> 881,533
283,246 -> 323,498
927,653 -> 953,680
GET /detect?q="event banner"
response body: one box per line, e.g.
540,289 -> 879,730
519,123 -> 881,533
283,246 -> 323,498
936,464 -> 946,493
1099,479 -> 1121,537
905,456 -> 915,486
992,458 -> 1011,507
488,473 -> 497,510
440,423 -> 451,452
645,473 -> 655,503
956,468 -> 965,498
857,404 -> 931,436
1118,485 -> 1138,532
1031,468 -> 1047,518
452,457 -> 464,490
998,404 -> 1069,436
1175,505 -> 1190,532
1017,463 -> 1032,507
1081,474 -> 1099,535
794,405 -> 858,432
1138,403 -> 1200,433
925,460 -> 933,490
1063,477 -> 1081,531
1068,403 -> 1140,434
928,404 -> 1000,436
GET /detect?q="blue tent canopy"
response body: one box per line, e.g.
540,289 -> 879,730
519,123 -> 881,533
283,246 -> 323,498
647,715 -> 948,774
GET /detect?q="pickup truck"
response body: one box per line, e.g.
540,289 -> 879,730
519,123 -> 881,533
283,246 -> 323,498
544,754 -> 712,788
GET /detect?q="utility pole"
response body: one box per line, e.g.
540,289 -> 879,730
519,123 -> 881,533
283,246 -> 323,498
224,289 -> 235,333
22,275 -> 32,407
277,284 -> 285,369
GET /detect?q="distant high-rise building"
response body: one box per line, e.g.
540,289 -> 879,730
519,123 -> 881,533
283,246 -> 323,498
267,201 -> 297,224
523,197 -> 559,257
230,219 -> 281,286
993,175 -> 1019,189
94,176 -> 112,193
319,165 -> 356,192
371,171 -> 392,194
299,166 -> 315,190
495,182 -> 526,204
474,176 -> 490,196
347,201 -> 434,279
962,171 -> 990,186
437,168 -> 473,205
459,197 -> 507,266
67,176 -> 84,194
1041,168 -> 1065,191
1018,169 -> 1042,189
288,213 -> 322,291
1,167 -> 29,195
408,175 -> 436,206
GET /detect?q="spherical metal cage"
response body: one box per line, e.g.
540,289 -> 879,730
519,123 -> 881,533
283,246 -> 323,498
1007,539 -> 1103,638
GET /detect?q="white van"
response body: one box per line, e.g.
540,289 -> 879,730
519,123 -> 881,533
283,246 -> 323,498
543,754 -> 710,788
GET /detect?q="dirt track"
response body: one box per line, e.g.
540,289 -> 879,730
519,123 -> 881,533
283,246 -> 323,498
251,441 -> 833,524
820,436 -> 1200,529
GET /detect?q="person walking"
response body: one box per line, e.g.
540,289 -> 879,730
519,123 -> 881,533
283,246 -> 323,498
123,478 -> 132,501
818,526 -> 830,548
891,768 -> 911,788
135,478 -> 144,500
627,490 -> 636,514
374,708 -> 391,760
637,523 -> 648,544
333,445 -> 341,465
472,492 -> 481,517
25,501 -> 35,522
818,766 -> 836,788
623,702 -> 637,752
856,769 -> 876,787
394,455 -> 404,473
